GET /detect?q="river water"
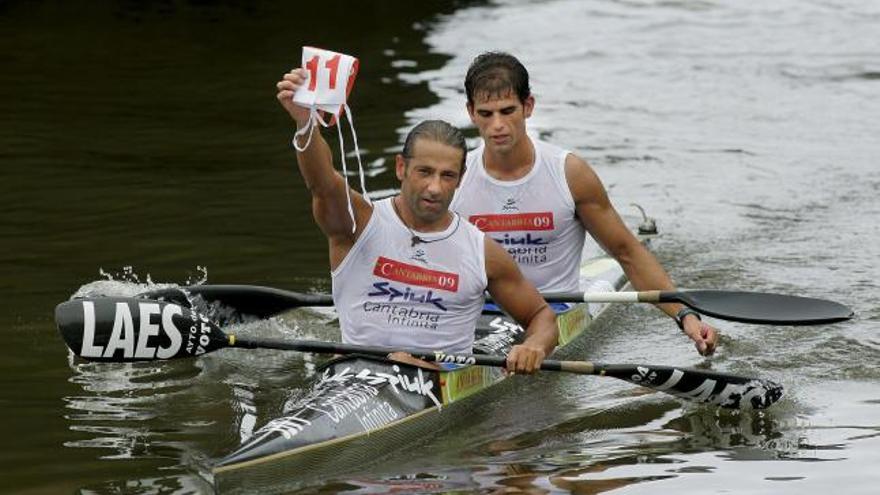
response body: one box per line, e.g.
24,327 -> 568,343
2,0 -> 879,493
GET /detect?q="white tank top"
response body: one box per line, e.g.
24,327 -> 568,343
331,198 -> 487,353
451,138 -> 585,292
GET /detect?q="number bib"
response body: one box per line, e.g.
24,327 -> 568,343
292,47 -> 369,230
293,46 -> 359,122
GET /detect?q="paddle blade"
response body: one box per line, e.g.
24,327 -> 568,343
599,364 -> 783,410
674,290 -> 853,325
55,298 -> 229,362
137,285 -> 335,318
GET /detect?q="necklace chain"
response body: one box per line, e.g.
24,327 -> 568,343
392,197 -> 461,247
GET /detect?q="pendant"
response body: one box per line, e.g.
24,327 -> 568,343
411,236 -> 422,247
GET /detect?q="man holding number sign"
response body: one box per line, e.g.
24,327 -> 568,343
451,52 -> 718,356
275,60 -> 558,374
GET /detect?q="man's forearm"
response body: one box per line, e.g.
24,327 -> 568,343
522,306 -> 559,355
294,130 -> 338,195
618,243 -> 686,318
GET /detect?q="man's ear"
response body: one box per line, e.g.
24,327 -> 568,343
466,102 -> 476,123
395,154 -> 406,181
523,95 -> 535,119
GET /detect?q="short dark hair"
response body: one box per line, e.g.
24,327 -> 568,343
464,51 -> 531,105
402,120 -> 467,173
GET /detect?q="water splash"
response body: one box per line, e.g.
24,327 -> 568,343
74,265 -> 208,301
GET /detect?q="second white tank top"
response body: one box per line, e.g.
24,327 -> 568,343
451,138 -> 586,292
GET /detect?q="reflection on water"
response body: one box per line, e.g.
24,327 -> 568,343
317,391 -> 880,494
63,352 -> 217,492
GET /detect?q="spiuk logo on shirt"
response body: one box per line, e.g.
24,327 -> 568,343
469,212 -> 554,232
372,256 -> 459,292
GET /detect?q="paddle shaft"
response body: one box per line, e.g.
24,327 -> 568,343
225,336 -> 782,409
230,336 -> 594,373
232,336 -> 760,380
144,285 -> 661,308
140,285 -> 852,325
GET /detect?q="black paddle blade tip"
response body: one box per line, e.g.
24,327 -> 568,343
720,379 -> 784,410
682,290 -> 854,326
55,297 -> 229,362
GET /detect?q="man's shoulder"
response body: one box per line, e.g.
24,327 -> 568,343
562,153 -> 604,204
532,138 -> 577,178
532,137 -> 569,156
562,151 -> 591,170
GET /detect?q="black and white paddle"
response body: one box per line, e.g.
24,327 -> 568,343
55,297 -> 784,410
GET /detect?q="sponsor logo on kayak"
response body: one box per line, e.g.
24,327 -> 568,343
351,365 -> 441,407
252,363 -> 442,441
79,300 -> 190,360
307,381 -> 380,424
469,212 -> 554,232
472,317 -> 524,355
557,306 -> 588,346
433,351 -> 477,365
373,256 -> 459,292
357,402 -> 399,431
453,367 -> 485,390
443,366 -> 493,402
488,317 -> 524,334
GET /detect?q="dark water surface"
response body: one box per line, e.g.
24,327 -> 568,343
3,0 -> 879,493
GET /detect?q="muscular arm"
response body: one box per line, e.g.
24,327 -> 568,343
276,69 -> 371,269
485,237 -> 558,372
565,154 -> 717,355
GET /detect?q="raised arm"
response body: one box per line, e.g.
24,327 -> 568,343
485,237 -> 559,373
275,69 -> 371,268
565,154 -> 717,356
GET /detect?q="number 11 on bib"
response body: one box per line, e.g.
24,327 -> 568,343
291,46 -> 369,230
293,46 -> 359,123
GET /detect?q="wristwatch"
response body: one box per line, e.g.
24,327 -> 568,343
675,307 -> 702,330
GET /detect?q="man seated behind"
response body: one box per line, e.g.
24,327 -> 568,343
275,68 -> 557,373
452,52 -> 718,356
